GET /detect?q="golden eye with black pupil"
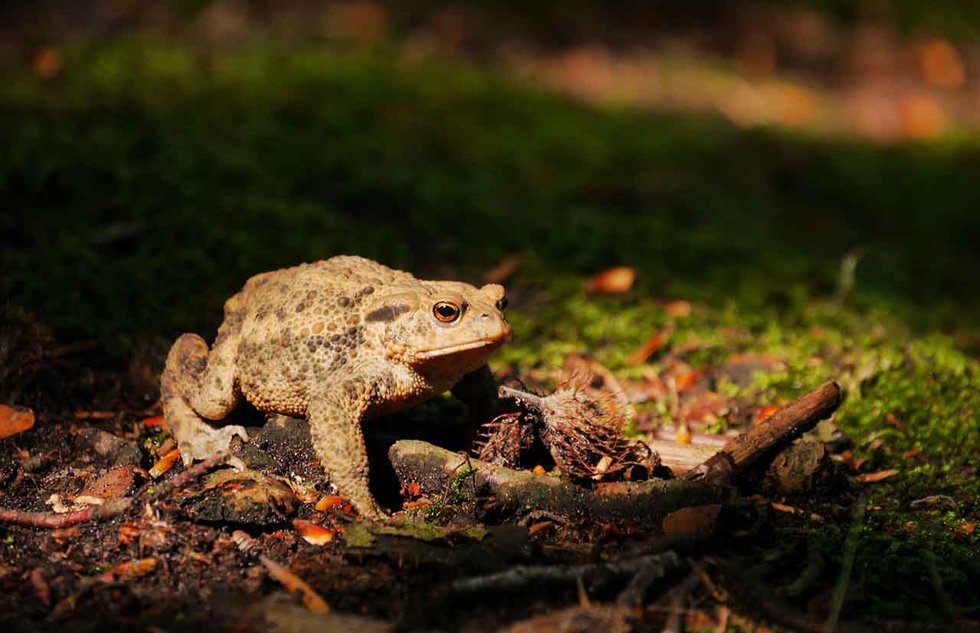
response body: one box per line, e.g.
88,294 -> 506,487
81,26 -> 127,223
433,301 -> 461,323
495,297 -> 508,311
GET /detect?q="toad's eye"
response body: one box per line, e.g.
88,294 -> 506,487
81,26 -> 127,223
433,301 -> 462,323
495,296 -> 509,311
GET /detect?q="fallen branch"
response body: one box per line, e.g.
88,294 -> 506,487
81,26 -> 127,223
446,550 -> 684,597
389,441 -> 721,527
0,498 -> 131,528
685,381 -> 842,485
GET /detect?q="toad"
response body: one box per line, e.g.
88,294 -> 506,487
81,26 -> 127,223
161,256 -> 511,518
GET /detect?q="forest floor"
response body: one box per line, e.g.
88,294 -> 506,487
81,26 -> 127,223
0,37 -> 977,631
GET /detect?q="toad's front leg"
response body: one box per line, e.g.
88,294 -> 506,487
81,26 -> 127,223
308,379 -> 385,520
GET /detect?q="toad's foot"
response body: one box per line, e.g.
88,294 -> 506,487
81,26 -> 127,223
176,423 -> 249,465
164,392 -> 249,465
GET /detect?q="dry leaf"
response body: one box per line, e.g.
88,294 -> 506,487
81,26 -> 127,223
314,495 -> 344,511
626,328 -> 671,366
141,415 -> 167,430
752,404 -> 780,424
770,501 -> 798,514
954,521 -> 976,540
101,558 -> 158,582
260,555 -> 330,614
585,267 -> 636,294
528,521 -> 554,536
30,569 -> 51,606
149,448 -> 181,478
286,479 -> 320,504
0,404 -> 35,440
918,38 -> 965,87
678,391 -> 731,424
663,300 -> 692,318
482,255 -> 522,285
118,522 -> 142,545
854,469 -> 899,483
294,519 -> 334,546
81,466 -> 135,500
31,47 -> 62,79
662,504 -> 721,538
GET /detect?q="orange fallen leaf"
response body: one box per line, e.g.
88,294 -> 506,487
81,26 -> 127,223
662,504 -> 721,538
585,267 -> 636,294
918,38 -> 965,88
626,329 -> 671,366
260,555 -> 330,614
673,369 -> 705,394
100,558 -> 158,582
0,404 -> 35,440
293,519 -> 334,546
118,522 -> 142,545
482,255 -> 523,285
31,46 -> 62,80
30,569 -> 50,606
770,501 -> 824,522
528,521 -> 554,536
73,411 -> 116,420
954,521 -> 976,540
854,469 -> 899,483
148,448 -> 181,479
141,415 -> 167,430
663,300 -> 692,318
752,405 -> 780,424
82,466 -> 135,500
315,495 -> 344,511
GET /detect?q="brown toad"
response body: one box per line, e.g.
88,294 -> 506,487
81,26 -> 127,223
160,256 -> 511,518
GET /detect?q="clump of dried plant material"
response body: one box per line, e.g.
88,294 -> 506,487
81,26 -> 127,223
478,376 -> 659,482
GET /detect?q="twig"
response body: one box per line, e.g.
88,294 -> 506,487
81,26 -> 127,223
146,450 -> 230,499
687,381 -> 842,485
0,498 -> 131,528
824,493 -> 866,633
445,550 -> 684,597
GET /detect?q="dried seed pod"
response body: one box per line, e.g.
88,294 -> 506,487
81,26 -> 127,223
489,383 -> 660,482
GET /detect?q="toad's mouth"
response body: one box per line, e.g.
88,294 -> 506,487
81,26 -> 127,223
413,333 -> 510,361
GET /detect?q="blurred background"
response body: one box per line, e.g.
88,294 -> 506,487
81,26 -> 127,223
1,0 -> 978,344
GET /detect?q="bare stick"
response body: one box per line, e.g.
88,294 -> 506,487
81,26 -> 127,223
0,498 -> 131,528
686,381 -> 842,485
446,550 -> 683,596
146,450 -> 230,499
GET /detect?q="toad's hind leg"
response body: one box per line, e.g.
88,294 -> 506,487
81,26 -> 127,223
161,294 -> 249,464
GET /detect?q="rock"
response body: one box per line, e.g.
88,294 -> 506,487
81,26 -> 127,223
76,429 -> 142,467
181,468 -> 298,525
242,593 -> 392,633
